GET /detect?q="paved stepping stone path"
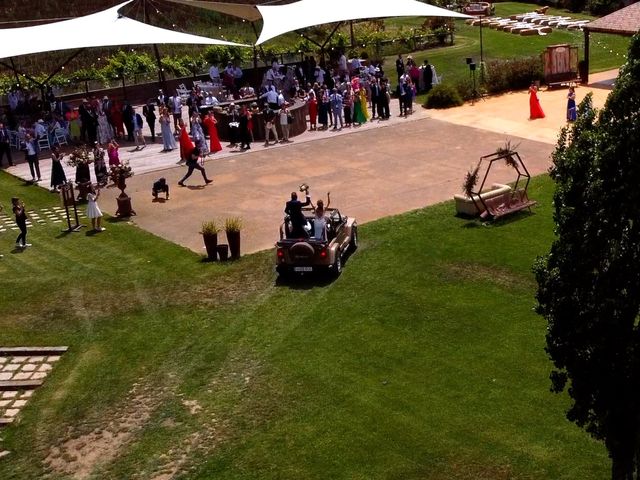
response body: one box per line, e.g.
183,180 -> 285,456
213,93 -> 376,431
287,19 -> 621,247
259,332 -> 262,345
0,347 -> 68,427
0,208 -> 86,232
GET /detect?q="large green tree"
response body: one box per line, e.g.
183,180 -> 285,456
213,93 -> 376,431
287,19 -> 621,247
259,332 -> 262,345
534,33 -> 640,480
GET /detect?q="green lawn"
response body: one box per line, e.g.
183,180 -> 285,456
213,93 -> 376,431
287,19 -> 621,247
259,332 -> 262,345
378,3 -> 630,101
0,170 -> 609,479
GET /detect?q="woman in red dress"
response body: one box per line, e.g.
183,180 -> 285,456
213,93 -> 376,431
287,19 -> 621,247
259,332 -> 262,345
202,111 -> 222,154
529,82 -> 545,119
307,89 -> 318,130
178,119 -> 195,162
110,100 -> 125,138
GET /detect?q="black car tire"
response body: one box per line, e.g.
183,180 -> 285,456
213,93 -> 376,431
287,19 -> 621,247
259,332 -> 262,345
349,226 -> 358,252
333,253 -> 342,277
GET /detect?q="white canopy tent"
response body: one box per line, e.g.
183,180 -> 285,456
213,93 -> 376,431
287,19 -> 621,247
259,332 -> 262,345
255,0 -> 470,45
0,0 -> 247,60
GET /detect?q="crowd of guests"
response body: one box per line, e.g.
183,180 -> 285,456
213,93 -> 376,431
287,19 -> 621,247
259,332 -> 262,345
0,50 -> 440,192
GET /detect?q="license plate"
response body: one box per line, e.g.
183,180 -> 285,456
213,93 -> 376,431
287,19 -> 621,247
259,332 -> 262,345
294,266 -> 313,272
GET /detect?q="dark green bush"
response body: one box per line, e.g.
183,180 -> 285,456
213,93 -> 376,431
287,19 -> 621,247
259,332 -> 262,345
587,0 -> 618,15
484,56 -> 543,94
423,83 -> 464,109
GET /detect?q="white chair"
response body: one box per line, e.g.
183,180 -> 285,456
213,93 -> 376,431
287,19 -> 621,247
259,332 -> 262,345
8,130 -> 19,149
37,135 -> 51,152
54,128 -> 68,146
176,83 -> 190,101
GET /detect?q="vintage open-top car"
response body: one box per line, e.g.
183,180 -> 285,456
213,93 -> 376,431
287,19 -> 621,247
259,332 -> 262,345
275,207 -> 357,277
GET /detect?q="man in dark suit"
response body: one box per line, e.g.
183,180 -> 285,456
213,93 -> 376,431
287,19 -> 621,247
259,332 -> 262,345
0,122 -> 13,167
285,187 -> 311,238
143,102 -> 157,142
423,59 -> 433,94
370,77 -> 380,119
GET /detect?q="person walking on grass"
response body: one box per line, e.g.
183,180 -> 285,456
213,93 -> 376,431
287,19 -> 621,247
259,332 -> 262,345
87,187 -> 105,232
24,133 -> 41,182
12,197 -> 30,248
178,147 -> 213,187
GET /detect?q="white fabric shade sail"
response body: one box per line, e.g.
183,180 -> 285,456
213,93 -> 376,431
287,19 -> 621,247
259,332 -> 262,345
0,0 -> 248,60
255,0 -> 471,45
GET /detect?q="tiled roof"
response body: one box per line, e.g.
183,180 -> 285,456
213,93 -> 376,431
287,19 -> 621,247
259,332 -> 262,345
585,1 -> 640,35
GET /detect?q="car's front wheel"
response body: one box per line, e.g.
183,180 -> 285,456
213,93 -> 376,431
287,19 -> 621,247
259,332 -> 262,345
349,226 -> 358,252
333,253 -> 342,277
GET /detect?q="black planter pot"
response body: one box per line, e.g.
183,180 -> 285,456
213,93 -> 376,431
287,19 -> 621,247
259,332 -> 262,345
202,233 -> 218,261
75,163 -> 91,183
226,231 -> 241,260
217,244 -> 229,261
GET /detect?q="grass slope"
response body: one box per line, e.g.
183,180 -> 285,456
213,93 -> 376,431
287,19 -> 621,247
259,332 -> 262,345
0,171 -> 608,479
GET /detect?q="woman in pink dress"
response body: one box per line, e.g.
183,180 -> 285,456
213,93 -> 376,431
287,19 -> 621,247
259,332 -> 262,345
202,111 -> 222,154
107,139 -> 120,167
529,82 -> 545,119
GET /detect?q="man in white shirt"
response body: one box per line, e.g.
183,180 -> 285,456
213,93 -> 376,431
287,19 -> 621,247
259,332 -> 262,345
34,119 -> 47,139
338,52 -> 348,76
350,57 -> 362,74
265,65 -> 283,83
170,94 -> 183,132
314,66 -> 325,86
260,85 -> 279,110
8,91 -> 19,111
209,65 -> 220,83
233,65 -> 243,92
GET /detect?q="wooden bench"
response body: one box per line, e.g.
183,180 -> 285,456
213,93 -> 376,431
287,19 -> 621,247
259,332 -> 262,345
480,189 -> 537,219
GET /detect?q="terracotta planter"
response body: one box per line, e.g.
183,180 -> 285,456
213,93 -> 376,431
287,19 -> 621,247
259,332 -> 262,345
217,244 -> 229,261
226,231 -> 241,260
116,192 -> 135,217
202,232 -> 218,261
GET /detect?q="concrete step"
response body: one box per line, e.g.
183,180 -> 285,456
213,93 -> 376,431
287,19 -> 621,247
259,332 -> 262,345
0,380 -> 44,391
0,346 -> 68,356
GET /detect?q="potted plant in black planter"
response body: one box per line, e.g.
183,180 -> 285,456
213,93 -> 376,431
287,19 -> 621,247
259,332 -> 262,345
67,146 -> 93,201
201,220 -> 220,261
109,161 -> 136,217
224,217 -> 243,260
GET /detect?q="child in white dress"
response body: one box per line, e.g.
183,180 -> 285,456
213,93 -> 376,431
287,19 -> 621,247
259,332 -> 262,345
87,187 -> 105,232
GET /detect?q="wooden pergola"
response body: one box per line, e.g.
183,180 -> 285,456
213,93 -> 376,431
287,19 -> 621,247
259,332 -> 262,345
583,2 -> 640,84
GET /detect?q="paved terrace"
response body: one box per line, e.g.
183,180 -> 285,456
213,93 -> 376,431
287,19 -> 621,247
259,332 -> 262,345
4,70 -> 616,255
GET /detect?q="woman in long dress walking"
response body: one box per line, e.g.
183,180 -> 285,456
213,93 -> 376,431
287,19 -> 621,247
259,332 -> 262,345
529,82 -> 545,119
566,86 -> 577,122
97,110 -> 113,144
159,107 -> 177,152
190,112 -> 209,156
50,145 -> 67,192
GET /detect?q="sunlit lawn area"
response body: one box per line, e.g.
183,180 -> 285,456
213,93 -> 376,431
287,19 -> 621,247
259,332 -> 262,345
0,170 -> 609,479
380,2 -> 630,101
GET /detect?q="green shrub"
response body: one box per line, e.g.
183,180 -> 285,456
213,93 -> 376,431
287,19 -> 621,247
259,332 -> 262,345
587,0 -> 618,15
423,83 -> 464,109
484,56 -> 543,94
